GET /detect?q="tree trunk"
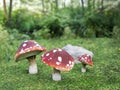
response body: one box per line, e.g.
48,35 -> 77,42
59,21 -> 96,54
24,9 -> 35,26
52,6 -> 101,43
62,0 -> 66,8
87,0 -> 92,11
81,0 -> 84,16
41,0 -> 45,13
101,0 -> 104,13
71,0 -> 73,8
7,0 -> 13,27
50,0 -> 53,11
3,0 -> 8,19
93,0 -> 95,10
55,0 -> 58,10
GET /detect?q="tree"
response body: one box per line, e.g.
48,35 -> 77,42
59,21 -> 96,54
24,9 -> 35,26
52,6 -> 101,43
71,0 -> 74,7
100,0 -> 104,13
7,0 -> 13,27
3,0 -> 8,19
42,0 -> 45,13
55,0 -> 58,10
81,0 -> 85,16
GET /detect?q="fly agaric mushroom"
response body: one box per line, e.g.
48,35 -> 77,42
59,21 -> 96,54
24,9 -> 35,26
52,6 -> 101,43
14,40 -> 46,74
62,44 -> 94,72
41,48 -> 74,81
78,54 -> 93,72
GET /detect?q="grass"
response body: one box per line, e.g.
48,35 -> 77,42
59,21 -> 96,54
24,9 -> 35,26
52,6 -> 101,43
0,37 -> 120,90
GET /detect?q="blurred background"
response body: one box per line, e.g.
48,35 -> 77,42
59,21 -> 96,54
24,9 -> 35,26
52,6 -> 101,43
0,0 -> 120,40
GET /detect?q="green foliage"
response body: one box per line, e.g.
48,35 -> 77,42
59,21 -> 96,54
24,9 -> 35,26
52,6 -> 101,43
86,12 -> 113,37
11,8 -> 42,36
8,29 -> 31,41
63,3 -> 120,38
40,14 -> 65,38
1,1 -> 120,38
0,30 -> 9,44
84,28 -> 96,38
112,26 -> 120,42
0,30 -> 11,61
62,27 -> 76,39
0,9 -> 4,25
67,7 -> 87,37
33,29 -> 50,39
11,8 -> 68,38
107,2 -> 120,27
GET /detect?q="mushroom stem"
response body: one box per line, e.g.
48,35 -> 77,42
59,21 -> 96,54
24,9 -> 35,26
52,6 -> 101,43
52,68 -> 61,81
27,55 -> 38,74
81,63 -> 87,72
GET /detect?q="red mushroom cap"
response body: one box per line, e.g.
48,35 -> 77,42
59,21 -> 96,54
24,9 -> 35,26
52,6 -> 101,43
41,48 -> 74,71
14,40 -> 46,62
78,54 -> 93,66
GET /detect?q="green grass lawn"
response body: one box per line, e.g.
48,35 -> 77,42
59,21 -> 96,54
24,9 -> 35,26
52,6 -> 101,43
0,38 -> 120,90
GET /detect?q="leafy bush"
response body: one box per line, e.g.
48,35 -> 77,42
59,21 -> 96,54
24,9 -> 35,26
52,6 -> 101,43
8,29 -> 31,41
85,12 -> 114,37
83,28 -> 96,38
40,15 -> 65,38
66,4 -> 120,38
108,2 -> 120,27
1,2 -> 119,38
67,7 -> 87,37
11,8 -> 67,38
33,29 -> 50,39
112,26 -> 120,42
62,27 -> 76,39
0,9 -> 4,25
0,29 -> 11,61
0,30 -> 9,44
11,8 -> 42,36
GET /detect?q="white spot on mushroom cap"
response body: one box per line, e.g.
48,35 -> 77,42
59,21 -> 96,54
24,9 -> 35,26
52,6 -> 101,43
27,49 -> 30,52
56,62 -> 60,65
81,57 -> 84,60
53,50 -> 57,53
58,49 -> 62,51
36,44 -> 40,47
58,56 -> 62,62
23,43 -> 27,47
66,64 -> 69,67
46,53 -> 50,56
87,55 -> 90,57
69,61 -> 72,64
19,49 -> 24,54
48,57 -> 52,60
30,46 -> 33,49
85,57 -> 87,60
25,48 -> 30,52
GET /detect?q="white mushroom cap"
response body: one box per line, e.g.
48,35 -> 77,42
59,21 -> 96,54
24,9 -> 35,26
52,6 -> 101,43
14,40 -> 46,62
41,48 -> 74,71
